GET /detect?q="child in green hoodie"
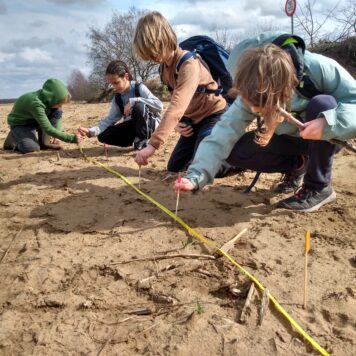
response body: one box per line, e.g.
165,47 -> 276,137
3,78 -> 81,153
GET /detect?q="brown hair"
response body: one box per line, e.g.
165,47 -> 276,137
234,43 -> 298,115
133,11 -> 177,63
105,60 -> 133,80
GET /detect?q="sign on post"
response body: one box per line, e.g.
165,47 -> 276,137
285,0 -> 296,34
285,0 -> 296,17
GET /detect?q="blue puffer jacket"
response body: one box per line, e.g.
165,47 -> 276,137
186,31 -> 356,190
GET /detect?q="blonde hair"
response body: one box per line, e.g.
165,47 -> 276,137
57,94 -> 71,106
234,44 -> 298,115
133,11 -> 177,63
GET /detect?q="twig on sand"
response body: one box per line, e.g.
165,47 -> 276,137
239,283 -> 255,323
96,316 -> 134,356
110,253 -> 216,265
214,228 -> 248,257
259,288 -> 270,325
135,321 -> 161,337
0,227 -> 23,264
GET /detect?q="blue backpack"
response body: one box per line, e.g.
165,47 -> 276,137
160,35 -> 234,103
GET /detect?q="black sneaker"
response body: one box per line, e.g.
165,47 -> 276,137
133,137 -> 148,151
278,185 -> 336,212
274,155 -> 308,194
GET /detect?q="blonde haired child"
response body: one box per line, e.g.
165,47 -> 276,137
133,11 -> 233,177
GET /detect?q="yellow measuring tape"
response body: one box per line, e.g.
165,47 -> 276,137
79,147 -> 330,356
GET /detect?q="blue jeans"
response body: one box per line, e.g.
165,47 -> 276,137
11,109 -> 62,154
168,107 -> 232,177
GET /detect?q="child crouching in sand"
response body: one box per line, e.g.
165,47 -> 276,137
4,78 -> 81,153
78,60 -> 162,151
174,32 -> 356,212
132,11 -> 234,177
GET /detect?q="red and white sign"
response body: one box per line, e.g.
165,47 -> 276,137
285,0 -> 296,17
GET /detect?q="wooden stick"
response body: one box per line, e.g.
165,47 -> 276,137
303,231 -> 311,309
277,107 -> 305,130
239,282 -> 255,323
175,175 -> 181,216
96,316 -> 134,356
214,228 -> 248,256
259,288 -> 270,325
138,165 -> 141,190
0,227 -> 23,264
303,254 -> 308,309
278,107 -> 356,154
104,143 -> 108,162
110,253 -> 216,265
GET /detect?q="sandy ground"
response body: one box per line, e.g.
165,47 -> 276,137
0,102 -> 355,356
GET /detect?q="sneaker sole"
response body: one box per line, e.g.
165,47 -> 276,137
300,191 -> 337,212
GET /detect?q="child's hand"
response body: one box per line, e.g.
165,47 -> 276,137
299,118 -> 327,140
50,138 -> 60,145
174,177 -> 195,193
78,127 -> 91,138
75,133 -> 83,144
175,122 -> 194,137
135,144 -> 156,166
124,103 -> 132,117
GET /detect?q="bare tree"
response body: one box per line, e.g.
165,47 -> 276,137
295,0 -> 341,48
87,7 -> 157,91
67,69 -> 93,101
245,19 -> 284,39
208,26 -> 240,52
334,0 -> 356,40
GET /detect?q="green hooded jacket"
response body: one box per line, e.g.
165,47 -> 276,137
7,79 -> 77,143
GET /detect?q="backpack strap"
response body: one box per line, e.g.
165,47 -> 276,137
114,81 -> 142,114
297,73 -> 323,99
272,34 -> 322,99
175,51 -> 223,96
134,81 -> 142,97
114,93 -> 124,115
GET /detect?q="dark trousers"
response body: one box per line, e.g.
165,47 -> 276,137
226,95 -> 341,189
168,108 -> 232,177
11,109 -> 62,154
97,102 -> 155,147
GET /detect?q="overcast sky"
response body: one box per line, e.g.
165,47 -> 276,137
0,0 -> 343,99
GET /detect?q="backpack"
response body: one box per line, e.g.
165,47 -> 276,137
160,35 -> 234,104
114,82 -> 141,115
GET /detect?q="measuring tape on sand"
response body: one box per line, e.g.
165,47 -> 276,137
79,146 -> 330,356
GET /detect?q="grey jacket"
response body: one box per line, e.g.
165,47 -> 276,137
89,81 -> 163,137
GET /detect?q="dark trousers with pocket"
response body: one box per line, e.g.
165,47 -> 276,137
168,108 -> 232,177
97,102 -> 156,147
226,95 -> 341,190
11,109 -> 62,154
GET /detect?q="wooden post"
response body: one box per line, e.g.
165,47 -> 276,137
303,230 -> 311,309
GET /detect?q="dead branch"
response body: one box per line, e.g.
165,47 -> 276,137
110,253 -> 216,265
239,283 -> 255,323
214,228 -> 248,257
0,227 -> 24,264
96,316 -> 134,356
259,288 -> 270,326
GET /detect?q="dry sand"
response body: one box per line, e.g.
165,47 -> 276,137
0,102 -> 355,355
